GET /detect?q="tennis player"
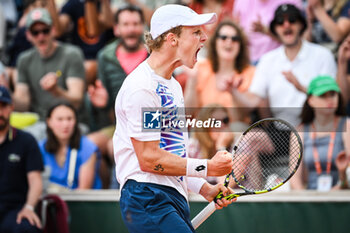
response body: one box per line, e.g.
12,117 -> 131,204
113,4 -> 235,233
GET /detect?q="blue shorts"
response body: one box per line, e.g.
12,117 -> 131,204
120,179 -> 195,233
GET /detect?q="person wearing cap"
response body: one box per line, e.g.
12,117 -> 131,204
0,86 -> 44,233
230,3 -> 337,127
290,75 -> 350,191
46,0 -> 114,86
113,4 -> 235,232
13,7 -> 87,141
233,0 -> 303,64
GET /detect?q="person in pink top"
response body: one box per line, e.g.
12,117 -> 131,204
233,0 -> 303,64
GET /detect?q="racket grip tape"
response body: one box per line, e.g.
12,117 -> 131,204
191,201 -> 216,230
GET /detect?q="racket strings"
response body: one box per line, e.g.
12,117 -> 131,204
232,120 -> 301,192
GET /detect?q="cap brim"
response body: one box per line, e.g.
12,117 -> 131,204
182,13 -> 217,27
313,85 -> 340,96
28,19 -> 52,28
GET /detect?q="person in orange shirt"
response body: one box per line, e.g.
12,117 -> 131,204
184,20 -> 255,124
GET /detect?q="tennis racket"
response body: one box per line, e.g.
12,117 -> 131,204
191,118 -> 303,229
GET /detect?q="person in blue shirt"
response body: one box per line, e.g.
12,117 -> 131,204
39,100 -> 101,189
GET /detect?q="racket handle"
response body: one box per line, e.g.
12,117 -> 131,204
191,201 -> 216,230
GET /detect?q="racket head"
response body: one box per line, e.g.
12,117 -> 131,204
229,118 -> 303,195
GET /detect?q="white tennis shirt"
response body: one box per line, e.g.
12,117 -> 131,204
113,61 -> 205,200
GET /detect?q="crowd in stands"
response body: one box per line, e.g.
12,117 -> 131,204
1,0 -> 350,203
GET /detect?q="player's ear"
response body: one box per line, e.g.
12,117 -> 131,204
166,33 -> 178,46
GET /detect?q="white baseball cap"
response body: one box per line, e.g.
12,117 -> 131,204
150,4 -> 217,39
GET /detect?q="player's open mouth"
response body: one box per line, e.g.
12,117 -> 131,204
195,48 -> 200,59
195,45 -> 203,61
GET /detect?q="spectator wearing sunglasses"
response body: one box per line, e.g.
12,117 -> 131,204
233,0 -> 303,64
185,20 -> 255,126
229,4 -> 337,127
13,8 -> 87,141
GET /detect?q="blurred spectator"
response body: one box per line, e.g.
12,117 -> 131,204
0,61 -> 9,88
0,0 -> 18,27
188,104 -> 234,159
110,0 -> 183,26
189,0 -> 234,38
2,0 -> 46,91
0,4 -> 5,52
87,4 -> 148,188
230,4 -> 337,127
188,104 -> 234,185
5,0 -> 46,70
88,4 -> 147,131
184,20 -> 255,124
337,34 -> 350,105
0,86 -> 43,233
39,101 -> 102,190
305,0 -> 350,53
290,75 -> 350,191
48,0 -> 114,85
233,0 -> 303,64
335,151 -> 350,189
13,8 -> 86,141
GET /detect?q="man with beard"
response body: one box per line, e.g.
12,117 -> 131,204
230,4 -> 337,126
87,4 -> 148,188
0,86 -> 44,233
13,8 -> 86,141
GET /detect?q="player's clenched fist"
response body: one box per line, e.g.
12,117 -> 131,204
207,150 -> 233,176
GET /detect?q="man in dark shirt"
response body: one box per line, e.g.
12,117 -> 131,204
0,86 -> 44,233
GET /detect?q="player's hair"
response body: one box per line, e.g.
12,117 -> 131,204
208,20 -> 250,74
114,4 -> 145,24
144,26 -> 183,53
45,100 -> 81,154
193,104 -> 231,159
300,92 -> 346,124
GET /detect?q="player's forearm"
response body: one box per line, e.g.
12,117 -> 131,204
199,182 -> 214,201
137,146 -> 187,175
